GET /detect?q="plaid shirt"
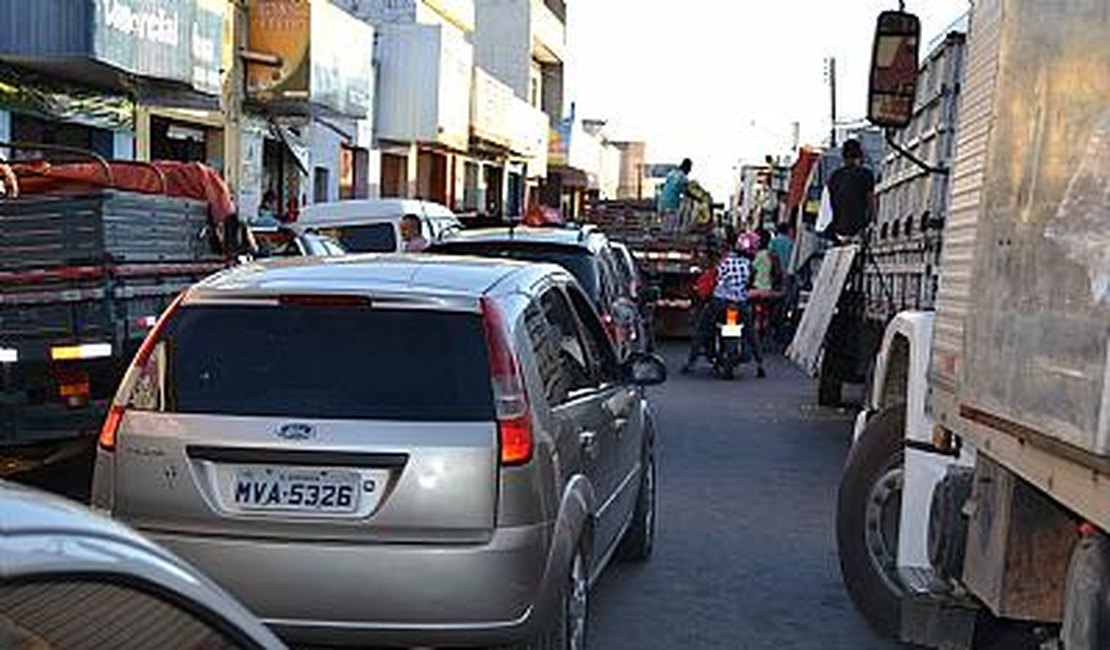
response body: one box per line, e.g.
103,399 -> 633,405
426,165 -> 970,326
713,253 -> 750,303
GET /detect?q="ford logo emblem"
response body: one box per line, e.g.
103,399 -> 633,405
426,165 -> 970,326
276,423 -> 315,441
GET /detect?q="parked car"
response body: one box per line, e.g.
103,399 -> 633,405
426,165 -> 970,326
251,224 -> 346,257
91,254 -> 666,649
430,226 -> 648,359
609,241 -> 656,351
294,198 -> 461,253
0,481 -> 286,650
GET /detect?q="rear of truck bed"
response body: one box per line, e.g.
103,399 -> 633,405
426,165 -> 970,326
0,190 -> 224,447
586,199 -> 719,338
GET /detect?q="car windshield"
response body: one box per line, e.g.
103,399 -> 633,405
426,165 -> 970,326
323,224 -> 397,252
431,242 -> 601,302
156,305 -> 493,421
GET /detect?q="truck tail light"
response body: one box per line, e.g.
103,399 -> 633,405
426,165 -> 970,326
99,292 -> 185,451
55,368 -> 91,407
481,297 -> 533,466
50,342 -> 112,361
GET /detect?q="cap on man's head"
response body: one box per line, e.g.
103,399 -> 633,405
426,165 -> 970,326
680,158 -> 693,173
842,139 -> 863,161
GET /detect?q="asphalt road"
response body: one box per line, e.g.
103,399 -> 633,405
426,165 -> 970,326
587,344 -> 901,650
8,342 -> 904,650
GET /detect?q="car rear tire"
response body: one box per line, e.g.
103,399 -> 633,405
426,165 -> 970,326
836,404 -> 906,639
619,450 -> 656,562
500,547 -> 589,650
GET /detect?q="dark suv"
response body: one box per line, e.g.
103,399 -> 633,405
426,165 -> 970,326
431,226 -> 647,359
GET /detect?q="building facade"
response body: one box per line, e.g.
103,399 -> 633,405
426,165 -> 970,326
242,0 -> 376,220
0,0 -> 226,166
338,0 -> 475,207
612,141 -> 647,200
473,0 -> 567,215
0,0 -> 380,223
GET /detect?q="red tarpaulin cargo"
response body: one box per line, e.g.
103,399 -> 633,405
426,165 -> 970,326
7,160 -> 236,223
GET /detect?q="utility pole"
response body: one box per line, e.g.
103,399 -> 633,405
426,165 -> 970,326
223,1 -> 247,201
825,57 -> 838,147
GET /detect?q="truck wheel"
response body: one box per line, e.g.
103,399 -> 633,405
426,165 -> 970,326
1061,531 -> 1110,650
818,352 -> 843,406
619,447 -> 656,562
837,404 -> 906,638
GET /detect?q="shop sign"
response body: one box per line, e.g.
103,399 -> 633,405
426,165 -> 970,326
247,0 -> 373,118
93,0 -> 225,94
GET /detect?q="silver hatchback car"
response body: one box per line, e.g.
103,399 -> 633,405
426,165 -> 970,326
91,255 -> 665,648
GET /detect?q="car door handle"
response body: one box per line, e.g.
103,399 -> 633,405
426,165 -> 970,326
579,430 -> 599,459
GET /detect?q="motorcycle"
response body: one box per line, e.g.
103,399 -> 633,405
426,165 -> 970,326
711,303 -> 749,380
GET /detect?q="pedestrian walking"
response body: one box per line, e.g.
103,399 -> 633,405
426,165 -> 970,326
769,222 -> 795,272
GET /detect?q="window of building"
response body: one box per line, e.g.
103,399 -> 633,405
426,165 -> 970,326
340,145 -> 370,200
314,166 -> 330,203
150,116 -> 209,165
10,114 -> 113,159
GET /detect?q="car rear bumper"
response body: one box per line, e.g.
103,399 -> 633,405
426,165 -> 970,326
149,522 -> 557,646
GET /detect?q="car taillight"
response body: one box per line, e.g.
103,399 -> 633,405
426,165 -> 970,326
99,405 -> 125,450
726,307 -> 740,327
481,297 -> 533,466
99,292 -> 185,451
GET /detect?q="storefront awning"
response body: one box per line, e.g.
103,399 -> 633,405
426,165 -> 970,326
0,63 -> 134,131
270,123 -> 310,176
549,165 -> 589,189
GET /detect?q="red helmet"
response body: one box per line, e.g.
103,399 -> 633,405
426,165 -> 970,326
735,232 -> 760,256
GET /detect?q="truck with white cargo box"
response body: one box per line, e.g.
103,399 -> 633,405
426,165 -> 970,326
836,3 -> 1110,649
790,31 -> 963,407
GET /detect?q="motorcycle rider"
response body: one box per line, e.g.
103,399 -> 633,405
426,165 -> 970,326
682,233 -> 766,378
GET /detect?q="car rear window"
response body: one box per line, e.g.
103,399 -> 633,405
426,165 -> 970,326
156,305 -> 493,421
329,224 -> 397,252
432,243 -> 601,302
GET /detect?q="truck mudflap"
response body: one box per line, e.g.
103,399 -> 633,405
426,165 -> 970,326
898,566 -> 978,649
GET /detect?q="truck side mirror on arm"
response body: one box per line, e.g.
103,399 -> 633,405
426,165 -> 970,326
867,11 -> 922,129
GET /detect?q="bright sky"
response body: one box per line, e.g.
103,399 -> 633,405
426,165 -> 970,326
566,0 -> 970,198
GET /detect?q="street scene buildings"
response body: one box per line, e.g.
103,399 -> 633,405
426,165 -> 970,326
5,3 -> 1110,650
0,0 -> 633,223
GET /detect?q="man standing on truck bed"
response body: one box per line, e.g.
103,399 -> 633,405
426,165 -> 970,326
817,139 -> 875,239
659,158 -> 693,232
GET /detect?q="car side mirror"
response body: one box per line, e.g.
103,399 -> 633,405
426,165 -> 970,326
625,353 -> 667,386
867,10 -> 921,129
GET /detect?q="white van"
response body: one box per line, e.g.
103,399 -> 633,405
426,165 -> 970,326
294,199 -> 462,253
